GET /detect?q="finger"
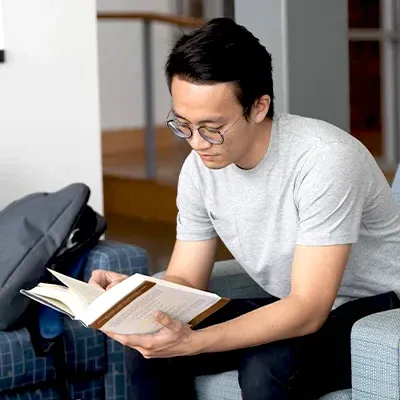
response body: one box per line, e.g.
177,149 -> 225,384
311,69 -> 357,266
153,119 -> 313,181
88,270 -> 108,289
106,277 -> 128,290
154,311 -> 181,333
88,270 -> 128,290
103,331 -> 148,348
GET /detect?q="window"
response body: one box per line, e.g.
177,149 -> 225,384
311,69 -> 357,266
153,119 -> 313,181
348,0 -> 400,164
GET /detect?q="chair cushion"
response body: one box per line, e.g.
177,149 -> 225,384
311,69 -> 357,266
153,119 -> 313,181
319,389 -> 352,400
2,387 -> 61,400
194,370 -> 352,400
62,318 -> 106,374
0,328 -> 56,392
154,259 -> 270,300
209,260 -> 271,299
70,378 -> 105,400
82,241 -> 149,281
195,371 -> 241,400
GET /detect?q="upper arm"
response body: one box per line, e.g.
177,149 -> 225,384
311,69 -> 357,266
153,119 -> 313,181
166,153 -> 218,290
290,143 -> 370,325
295,143 -> 370,245
290,244 -> 351,327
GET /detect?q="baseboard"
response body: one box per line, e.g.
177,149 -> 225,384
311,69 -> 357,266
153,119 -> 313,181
103,175 -> 178,223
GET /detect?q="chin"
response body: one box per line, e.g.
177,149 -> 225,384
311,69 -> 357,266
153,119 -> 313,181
200,158 -> 231,170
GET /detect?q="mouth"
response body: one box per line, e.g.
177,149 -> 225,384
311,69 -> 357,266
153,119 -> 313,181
199,154 -> 217,160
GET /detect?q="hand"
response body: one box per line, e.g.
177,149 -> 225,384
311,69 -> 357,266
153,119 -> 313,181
88,269 -> 129,290
104,311 -> 200,358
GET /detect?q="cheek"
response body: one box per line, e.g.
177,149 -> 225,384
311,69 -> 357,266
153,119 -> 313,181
222,132 -> 248,156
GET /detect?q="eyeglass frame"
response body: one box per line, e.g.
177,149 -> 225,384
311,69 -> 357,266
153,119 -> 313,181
165,107 -> 248,145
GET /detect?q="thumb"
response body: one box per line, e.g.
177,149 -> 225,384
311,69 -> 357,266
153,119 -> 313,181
106,274 -> 129,290
88,270 -> 107,289
107,279 -> 123,290
154,311 -> 181,332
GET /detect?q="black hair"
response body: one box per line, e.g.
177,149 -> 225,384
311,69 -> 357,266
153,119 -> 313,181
165,17 -> 274,119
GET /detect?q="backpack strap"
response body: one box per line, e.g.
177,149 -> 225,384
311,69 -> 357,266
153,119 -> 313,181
38,251 -> 89,343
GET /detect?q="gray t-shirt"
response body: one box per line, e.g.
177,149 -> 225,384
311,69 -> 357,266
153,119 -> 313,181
176,113 -> 400,308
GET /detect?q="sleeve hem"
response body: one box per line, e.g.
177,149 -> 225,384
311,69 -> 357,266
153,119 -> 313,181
296,235 -> 359,246
176,231 -> 218,241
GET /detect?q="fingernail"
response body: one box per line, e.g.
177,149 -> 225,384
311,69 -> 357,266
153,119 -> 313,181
155,311 -> 162,320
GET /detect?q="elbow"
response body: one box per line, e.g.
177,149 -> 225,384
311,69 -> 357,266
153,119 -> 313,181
304,319 -> 324,335
289,294 -> 330,336
302,312 -> 328,335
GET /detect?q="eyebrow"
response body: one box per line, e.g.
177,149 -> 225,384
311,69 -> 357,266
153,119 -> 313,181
172,108 -> 225,125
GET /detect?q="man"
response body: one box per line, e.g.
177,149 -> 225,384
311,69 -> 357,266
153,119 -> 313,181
89,18 -> 400,399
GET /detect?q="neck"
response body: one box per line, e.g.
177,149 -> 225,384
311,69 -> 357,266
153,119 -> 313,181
235,118 -> 273,170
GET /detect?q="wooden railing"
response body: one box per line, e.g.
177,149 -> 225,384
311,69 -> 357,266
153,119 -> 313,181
97,12 -> 205,28
97,12 -> 205,179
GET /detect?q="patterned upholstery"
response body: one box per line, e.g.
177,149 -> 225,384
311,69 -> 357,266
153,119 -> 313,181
195,370 -> 241,400
0,240 -> 149,400
62,318 -> 105,374
69,378 -> 105,400
3,388 -> 61,400
319,390 -> 352,400
351,309 -> 400,399
83,240 -> 148,280
0,329 -> 57,391
84,241 -> 149,400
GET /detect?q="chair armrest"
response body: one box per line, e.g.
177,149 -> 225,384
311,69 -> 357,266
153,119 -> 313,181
351,309 -> 400,400
82,240 -> 149,282
209,260 -> 271,299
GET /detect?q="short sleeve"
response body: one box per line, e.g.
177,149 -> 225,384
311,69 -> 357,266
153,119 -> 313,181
294,143 -> 370,246
176,153 -> 217,241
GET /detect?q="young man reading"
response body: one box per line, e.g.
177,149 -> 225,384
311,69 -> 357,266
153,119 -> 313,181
89,18 -> 400,399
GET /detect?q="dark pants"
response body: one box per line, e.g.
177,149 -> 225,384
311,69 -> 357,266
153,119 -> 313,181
124,291 -> 400,400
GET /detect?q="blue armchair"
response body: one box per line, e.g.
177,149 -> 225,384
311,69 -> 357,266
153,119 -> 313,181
0,240 -> 148,400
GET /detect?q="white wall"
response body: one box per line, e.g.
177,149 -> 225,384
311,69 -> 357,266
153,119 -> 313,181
235,0 -> 350,132
97,0 -> 174,131
0,0 -> 103,213
234,0 -> 288,114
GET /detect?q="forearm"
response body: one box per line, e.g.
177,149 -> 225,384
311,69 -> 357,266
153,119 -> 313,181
162,274 -> 195,288
194,295 -> 322,353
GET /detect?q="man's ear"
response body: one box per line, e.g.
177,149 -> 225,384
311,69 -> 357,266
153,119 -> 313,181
252,95 -> 271,123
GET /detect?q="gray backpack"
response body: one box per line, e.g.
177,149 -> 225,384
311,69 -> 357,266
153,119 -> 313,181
0,183 -> 107,330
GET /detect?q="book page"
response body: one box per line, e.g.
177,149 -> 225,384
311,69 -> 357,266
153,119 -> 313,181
48,269 -> 105,308
82,281 -> 223,334
135,273 -> 220,298
20,288 -> 75,318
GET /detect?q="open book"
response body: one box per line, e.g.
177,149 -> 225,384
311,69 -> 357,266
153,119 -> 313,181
20,270 -> 229,334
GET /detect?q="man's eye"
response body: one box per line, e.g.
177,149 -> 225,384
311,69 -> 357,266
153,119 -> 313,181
203,127 -> 220,133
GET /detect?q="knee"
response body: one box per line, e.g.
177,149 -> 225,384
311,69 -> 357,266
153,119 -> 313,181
239,350 -> 293,400
123,345 -> 145,375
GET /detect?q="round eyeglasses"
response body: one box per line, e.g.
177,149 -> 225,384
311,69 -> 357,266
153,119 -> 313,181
165,108 -> 247,145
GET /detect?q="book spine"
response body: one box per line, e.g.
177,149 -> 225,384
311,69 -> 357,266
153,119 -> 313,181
89,281 -> 156,329
188,297 -> 230,327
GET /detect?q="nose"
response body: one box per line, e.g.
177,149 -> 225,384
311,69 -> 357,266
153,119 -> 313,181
188,130 -> 212,152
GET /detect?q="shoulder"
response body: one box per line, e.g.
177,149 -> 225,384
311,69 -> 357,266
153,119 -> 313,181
276,113 -> 359,149
275,113 -> 374,173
